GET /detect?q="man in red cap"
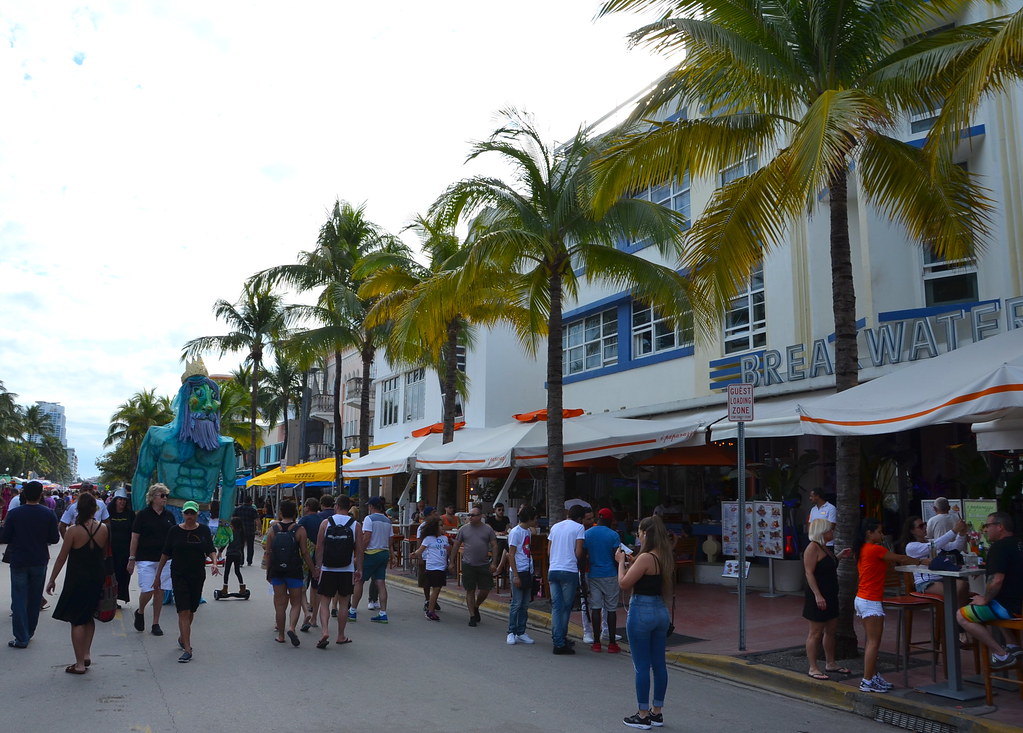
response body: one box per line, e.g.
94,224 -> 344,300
584,507 -> 623,653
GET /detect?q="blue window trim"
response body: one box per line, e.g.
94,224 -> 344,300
878,299 -> 995,322
906,123 -> 984,149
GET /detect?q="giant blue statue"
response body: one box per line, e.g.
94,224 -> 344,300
132,358 -> 237,541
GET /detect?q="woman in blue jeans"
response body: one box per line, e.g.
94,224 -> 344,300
616,515 -> 673,730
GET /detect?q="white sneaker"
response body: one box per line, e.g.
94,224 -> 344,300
602,632 -> 623,642
583,632 -> 594,644
367,601 -> 379,610
506,633 -> 518,645
516,633 -> 535,644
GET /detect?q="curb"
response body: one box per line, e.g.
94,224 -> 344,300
387,573 -> 1016,733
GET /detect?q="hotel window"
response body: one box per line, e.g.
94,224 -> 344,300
563,308 -> 618,375
721,154 -> 758,186
632,302 -> 692,357
404,369 -> 426,422
724,263 -> 767,355
923,161 -> 978,306
380,376 -> 400,427
629,173 -> 691,249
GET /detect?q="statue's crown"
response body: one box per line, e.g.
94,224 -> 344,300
181,357 -> 209,382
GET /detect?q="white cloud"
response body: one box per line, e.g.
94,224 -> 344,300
0,0 -> 668,476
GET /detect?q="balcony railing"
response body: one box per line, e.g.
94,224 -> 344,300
311,393 -> 334,416
344,377 -> 375,408
308,443 -> 333,461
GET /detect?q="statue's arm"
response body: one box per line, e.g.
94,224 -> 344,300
132,433 -> 156,512
219,441 -> 237,522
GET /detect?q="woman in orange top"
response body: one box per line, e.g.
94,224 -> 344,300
854,517 -> 915,693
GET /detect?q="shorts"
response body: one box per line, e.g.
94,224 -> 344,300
318,570 -> 354,598
854,597 -> 885,618
959,599 -> 1016,624
362,550 -> 389,582
269,576 -> 304,590
915,579 -> 939,594
588,575 -> 620,613
172,574 -> 204,614
424,569 -> 447,588
462,563 -> 494,591
137,560 -> 172,593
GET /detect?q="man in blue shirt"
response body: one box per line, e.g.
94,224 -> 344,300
1,480 -> 60,648
584,507 -> 622,653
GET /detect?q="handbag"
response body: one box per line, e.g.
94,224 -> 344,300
94,538 -> 118,623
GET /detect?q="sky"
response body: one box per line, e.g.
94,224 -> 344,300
0,0 -> 670,479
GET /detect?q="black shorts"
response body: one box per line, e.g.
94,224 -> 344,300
424,569 -> 447,588
318,571 -> 354,598
462,563 -> 494,591
172,574 -> 205,614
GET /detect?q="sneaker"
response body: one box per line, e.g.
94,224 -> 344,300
425,611 -> 440,621
331,608 -> 338,618
872,674 -> 894,690
367,601 -> 379,610
468,617 -> 478,627
134,610 -> 145,632
347,610 -> 357,622
990,652 -> 1016,670
507,633 -> 518,645
1008,645 -> 1023,660
516,633 -> 535,645
859,677 -> 889,693
473,611 -> 481,623
603,632 -> 623,642
583,632 -> 595,644
178,651 -> 192,663
648,712 -> 663,727
607,642 -> 622,654
623,713 -> 652,730
370,613 -> 388,624
591,642 -> 603,653
151,624 -> 164,636
552,645 -> 575,655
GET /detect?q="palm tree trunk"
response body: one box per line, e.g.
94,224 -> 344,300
358,338 -> 374,510
438,317 -> 460,508
281,395 -> 290,466
250,350 -> 261,479
333,350 -> 344,500
828,169 -> 863,658
546,262 -> 566,523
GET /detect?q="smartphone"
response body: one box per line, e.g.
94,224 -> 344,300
619,543 -> 634,555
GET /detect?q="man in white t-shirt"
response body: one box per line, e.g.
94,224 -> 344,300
59,482 -> 110,537
807,489 -> 836,547
926,497 -> 957,540
547,504 -> 586,655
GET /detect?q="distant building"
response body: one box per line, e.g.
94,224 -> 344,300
32,401 -> 67,446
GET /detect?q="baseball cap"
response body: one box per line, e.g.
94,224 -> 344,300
598,507 -> 614,520
423,505 -> 436,516
182,500 -> 200,513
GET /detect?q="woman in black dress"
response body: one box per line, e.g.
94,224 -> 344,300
107,488 -> 135,606
46,493 -> 108,674
802,518 -> 852,679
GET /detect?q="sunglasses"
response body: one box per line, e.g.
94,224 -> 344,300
159,494 -> 169,499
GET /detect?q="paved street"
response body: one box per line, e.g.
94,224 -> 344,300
2,563 -> 897,733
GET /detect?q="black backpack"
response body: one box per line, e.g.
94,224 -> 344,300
322,515 -> 356,568
269,522 -> 302,576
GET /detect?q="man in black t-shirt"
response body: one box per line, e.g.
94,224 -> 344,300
486,503 -> 511,534
958,512 -> 1023,669
231,494 -> 260,566
127,484 -> 177,636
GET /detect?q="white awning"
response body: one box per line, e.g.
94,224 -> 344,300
711,391 -> 834,440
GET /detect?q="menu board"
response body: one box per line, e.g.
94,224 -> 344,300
721,501 -> 784,559
963,499 -> 997,532
722,560 -> 751,578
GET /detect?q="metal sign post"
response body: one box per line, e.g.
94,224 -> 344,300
728,383 -> 754,651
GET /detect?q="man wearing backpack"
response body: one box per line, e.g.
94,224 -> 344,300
314,496 -> 362,648
265,500 -> 316,646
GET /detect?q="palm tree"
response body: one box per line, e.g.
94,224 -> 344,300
218,378 -> 256,454
262,353 -> 304,465
21,404 -> 53,444
104,389 -> 173,477
594,0 -> 998,652
252,199 -> 410,502
182,281 -> 292,478
433,109 -> 698,521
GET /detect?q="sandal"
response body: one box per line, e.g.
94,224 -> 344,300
807,671 -> 830,680
274,637 -> 286,644
65,664 -> 87,675
287,630 -> 300,647
335,637 -> 353,645
316,637 -> 330,649
825,667 -> 851,675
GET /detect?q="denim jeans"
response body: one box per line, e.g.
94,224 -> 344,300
548,570 -> 578,648
507,570 -> 533,636
10,565 -> 46,645
627,594 -> 670,710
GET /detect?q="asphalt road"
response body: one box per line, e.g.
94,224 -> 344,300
1,561 -> 897,733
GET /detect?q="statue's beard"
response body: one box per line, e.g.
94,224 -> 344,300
180,411 -> 221,452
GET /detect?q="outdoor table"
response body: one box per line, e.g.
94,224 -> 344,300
895,565 -> 986,700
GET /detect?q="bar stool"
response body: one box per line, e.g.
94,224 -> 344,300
884,570 -> 939,687
978,618 -> 1023,705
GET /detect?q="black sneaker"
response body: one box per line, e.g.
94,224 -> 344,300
134,610 -> 145,632
468,617 -> 478,627
552,645 -> 576,655
151,624 -> 164,636
331,609 -> 338,618
990,652 -> 1016,670
473,611 -> 481,623
178,651 -> 192,663
648,712 -> 663,727
623,713 -> 652,730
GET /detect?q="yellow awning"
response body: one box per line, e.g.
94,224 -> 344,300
246,444 -> 394,487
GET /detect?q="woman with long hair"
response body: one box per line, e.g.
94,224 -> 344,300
412,516 -> 449,621
47,492 -> 109,674
616,515 -> 674,730
803,518 -> 852,679
854,517 -> 915,693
